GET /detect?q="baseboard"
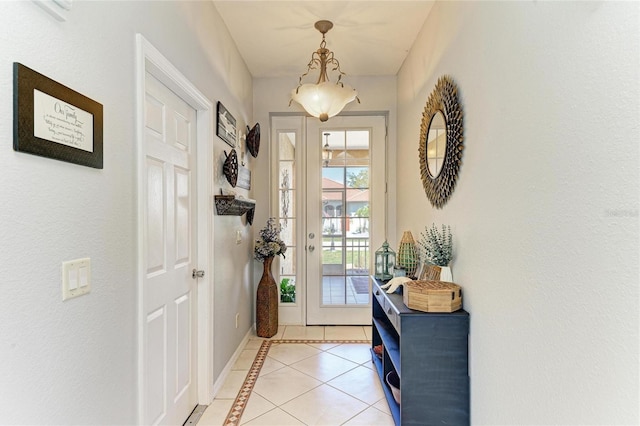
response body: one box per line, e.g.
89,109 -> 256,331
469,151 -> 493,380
211,329 -> 253,397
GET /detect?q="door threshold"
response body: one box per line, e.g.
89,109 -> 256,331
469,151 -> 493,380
183,405 -> 207,425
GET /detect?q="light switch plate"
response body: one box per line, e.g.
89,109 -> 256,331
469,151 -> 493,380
236,230 -> 242,244
62,257 -> 91,301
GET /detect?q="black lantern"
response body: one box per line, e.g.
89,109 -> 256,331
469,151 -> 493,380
374,241 -> 396,280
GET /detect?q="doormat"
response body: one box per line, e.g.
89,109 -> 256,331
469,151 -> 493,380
222,339 -> 371,426
350,276 -> 371,294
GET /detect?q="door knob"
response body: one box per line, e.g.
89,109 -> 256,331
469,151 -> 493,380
192,269 -> 205,279
308,245 -> 315,252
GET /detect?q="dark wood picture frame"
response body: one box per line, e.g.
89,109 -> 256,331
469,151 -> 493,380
216,101 -> 237,147
13,63 -> 103,169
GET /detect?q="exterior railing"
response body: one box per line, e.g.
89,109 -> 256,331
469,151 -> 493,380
321,234 -> 369,274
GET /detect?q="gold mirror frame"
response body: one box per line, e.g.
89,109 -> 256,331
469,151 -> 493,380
419,75 -> 464,208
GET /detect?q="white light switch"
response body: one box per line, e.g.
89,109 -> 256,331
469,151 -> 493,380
68,268 -> 78,290
62,258 -> 91,301
79,266 -> 88,288
236,230 -> 242,244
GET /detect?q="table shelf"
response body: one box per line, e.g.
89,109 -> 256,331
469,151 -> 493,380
371,277 -> 470,425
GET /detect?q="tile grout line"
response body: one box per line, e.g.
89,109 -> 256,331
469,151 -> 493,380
221,338 -> 372,426
222,340 -> 272,426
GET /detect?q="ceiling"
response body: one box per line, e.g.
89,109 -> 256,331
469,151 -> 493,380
212,1 -> 435,79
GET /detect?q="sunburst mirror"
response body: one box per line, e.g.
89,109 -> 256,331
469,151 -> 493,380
419,75 -> 464,208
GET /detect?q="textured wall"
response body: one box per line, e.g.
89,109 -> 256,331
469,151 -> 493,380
0,1 -> 252,423
397,1 -> 639,424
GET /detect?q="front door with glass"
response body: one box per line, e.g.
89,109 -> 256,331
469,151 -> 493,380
306,116 -> 387,325
271,115 -> 387,326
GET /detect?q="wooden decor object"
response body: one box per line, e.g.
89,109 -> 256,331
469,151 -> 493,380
419,75 -> 464,208
396,231 -> 419,277
246,123 -> 260,157
403,280 -> 462,313
420,264 -> 443,281
13,63 -> 104,168
256,257 -> 278,337
223,149 -> 238,187
217,101 -> 237,147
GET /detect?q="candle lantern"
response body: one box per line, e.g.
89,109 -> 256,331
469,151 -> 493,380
374,241 -> 396,280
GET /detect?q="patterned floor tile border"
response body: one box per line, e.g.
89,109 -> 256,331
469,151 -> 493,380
222,339 -> 371,426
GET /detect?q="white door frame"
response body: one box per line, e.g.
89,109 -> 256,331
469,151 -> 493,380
135,34 -> 215,423
270,114 -> 389,326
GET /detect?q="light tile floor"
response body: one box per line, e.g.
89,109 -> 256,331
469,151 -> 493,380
197,326 -> 393,426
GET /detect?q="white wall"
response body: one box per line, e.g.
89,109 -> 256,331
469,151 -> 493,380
252,75 -> 398,323
397,1 -> 639,424
0,1 -> 253,423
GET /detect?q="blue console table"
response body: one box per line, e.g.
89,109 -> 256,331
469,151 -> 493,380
371,277 -> 470,425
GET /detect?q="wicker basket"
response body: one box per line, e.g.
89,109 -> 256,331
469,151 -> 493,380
402,280 -> 462,313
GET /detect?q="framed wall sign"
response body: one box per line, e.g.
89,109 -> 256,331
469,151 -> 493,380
237,165 -> 251,190
216,101 -> 237,147
13,63 -> 103,168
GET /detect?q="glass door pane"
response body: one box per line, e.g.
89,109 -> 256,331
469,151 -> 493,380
306,116 -> 386,325
321,131 -> 370,305
277,131 -> 297,304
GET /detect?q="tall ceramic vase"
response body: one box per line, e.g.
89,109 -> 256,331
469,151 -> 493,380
256,257 -> 278,338
397,231 -> 419,278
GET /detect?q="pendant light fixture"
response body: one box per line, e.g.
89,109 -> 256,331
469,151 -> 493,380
290,20 -> 359,122
322,132 -> 333,167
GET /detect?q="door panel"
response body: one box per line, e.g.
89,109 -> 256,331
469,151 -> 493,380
145,307 -> 166,424
143,73 -> 197,425
175,293 -> 191,397
175,167 -> 191,266
306,116 -> 386,325
146,158 -> 166,277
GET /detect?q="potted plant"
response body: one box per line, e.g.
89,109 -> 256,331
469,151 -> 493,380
417,223 -> 453,281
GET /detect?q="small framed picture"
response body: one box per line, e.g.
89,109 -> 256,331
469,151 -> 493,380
217,101 -> 237,147
13,63 -> 103,168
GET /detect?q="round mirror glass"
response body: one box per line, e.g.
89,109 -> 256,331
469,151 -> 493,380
426,111 -> 446,178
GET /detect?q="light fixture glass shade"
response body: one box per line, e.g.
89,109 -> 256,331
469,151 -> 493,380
291,81 -> 358,122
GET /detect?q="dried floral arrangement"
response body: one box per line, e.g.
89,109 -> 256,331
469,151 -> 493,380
418,223 -> 453,267
254,217 -> 287,262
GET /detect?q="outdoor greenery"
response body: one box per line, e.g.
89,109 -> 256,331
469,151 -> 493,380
347,168 -> 369,188
418,223 -> 453,266
322,247 -> 369,268
280,278 -> 296,303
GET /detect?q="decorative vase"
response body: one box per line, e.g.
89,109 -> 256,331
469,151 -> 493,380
439,265 -> 453,282
256,256 -> 278,338
397,231 -> 419,278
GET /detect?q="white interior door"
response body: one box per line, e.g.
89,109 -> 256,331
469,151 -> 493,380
143,72 -> 198,425
306,115 -> 387,325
